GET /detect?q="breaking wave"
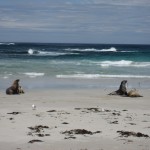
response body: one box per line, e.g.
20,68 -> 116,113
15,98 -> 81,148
28,49 -> 37,55
100,47 -> 117,52
65,47 -> 117,52
27,49 -> 77,56
0,42 -> 15,45
56,74 -> 150,79
22,72 -> 45,78
100,60 -> 132,67
99,60 -> 150,67
26,47 -> 141,57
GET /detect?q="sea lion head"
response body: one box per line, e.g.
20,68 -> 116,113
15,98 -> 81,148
120,80 -> 127,88
14,79 -> 20,83
119,80 -> 128,95
12,79 -> 20,88
121,80 -> 127,85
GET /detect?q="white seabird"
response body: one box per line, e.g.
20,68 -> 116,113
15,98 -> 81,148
32,104 -> 36,110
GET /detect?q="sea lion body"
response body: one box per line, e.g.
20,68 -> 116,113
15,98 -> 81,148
109,80 -> 128,96
6,79 -> 20,95
127,89 -> 143,97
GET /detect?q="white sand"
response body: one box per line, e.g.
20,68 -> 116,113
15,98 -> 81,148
0,88 -> 150,150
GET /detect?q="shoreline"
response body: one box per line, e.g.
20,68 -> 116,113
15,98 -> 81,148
0,77 -> 150,91
0,87 -> 150,150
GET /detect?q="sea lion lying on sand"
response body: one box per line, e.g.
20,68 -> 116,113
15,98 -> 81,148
127,89 -> 143,97
6,79 -> 21,95
109,80 -> 128,96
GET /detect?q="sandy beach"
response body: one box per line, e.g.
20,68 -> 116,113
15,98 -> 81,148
1,0 -> 150,149
0,85 -> 150,150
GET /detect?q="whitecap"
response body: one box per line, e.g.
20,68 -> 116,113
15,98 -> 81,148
23,72 -> 45,78
27,48 -> 77,56
99,60 -> 150,68
131,62 -> 150,67
65,47 -> 117,52
82,48 -> 100,52
38,51 -> 68,56
100,60 -> 132,67
7,43 -> 15,45
28,49 -> 35,55
100,47 -> 117,52
120,50 -> 138,53
0,42 -> 15,45
56,74 -> 150,79
56,74 -> 100,79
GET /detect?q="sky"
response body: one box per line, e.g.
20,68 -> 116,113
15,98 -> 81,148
0,0 -> 150,44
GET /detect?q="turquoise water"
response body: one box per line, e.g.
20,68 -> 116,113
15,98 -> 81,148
0,43 -> 150,89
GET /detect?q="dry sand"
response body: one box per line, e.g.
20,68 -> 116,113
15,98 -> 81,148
0,88 -> 150,150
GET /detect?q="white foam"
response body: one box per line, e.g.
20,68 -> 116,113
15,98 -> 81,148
38,51 -> 68,56
0,42 -> 15,45
65,47 -> 117,52
28,49 -> 77,56
23,72 -> 45,78
3,76 -> 9,79
28,49 -> 35,55
7,43 -> 15,45
100,47 -> 117,52
131,62 -> 150,67
120,50 -> 138,53
82,48 -> 100,52
50,60 -> 150,68
99,60 -> 150,67
56,74 -> 100,79
100,60 -> 133,67
56,74 -> 150,79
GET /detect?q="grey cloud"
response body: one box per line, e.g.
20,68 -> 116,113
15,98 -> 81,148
73,0 -> 150,6
0,0 -> 150,43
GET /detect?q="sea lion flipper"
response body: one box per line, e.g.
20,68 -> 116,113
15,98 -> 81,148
127,89 -> 143,97
108,91 -> 117,95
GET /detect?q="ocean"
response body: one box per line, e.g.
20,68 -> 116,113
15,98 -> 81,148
0,42 -> 150,90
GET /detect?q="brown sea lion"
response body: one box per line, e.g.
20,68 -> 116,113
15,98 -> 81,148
127,89 -> 143,97
6,79 -> 20,95
109,80 -> 128,96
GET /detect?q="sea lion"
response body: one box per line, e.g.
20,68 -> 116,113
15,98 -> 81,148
127,89 -> 143,97
109,80 -> 128,96
6,79 -> 20,95
18,86 -> 25,94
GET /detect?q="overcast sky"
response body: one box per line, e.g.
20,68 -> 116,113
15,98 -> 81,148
0,0 -> 150,44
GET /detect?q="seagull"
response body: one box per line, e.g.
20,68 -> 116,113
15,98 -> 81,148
32,104 -> 36,110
